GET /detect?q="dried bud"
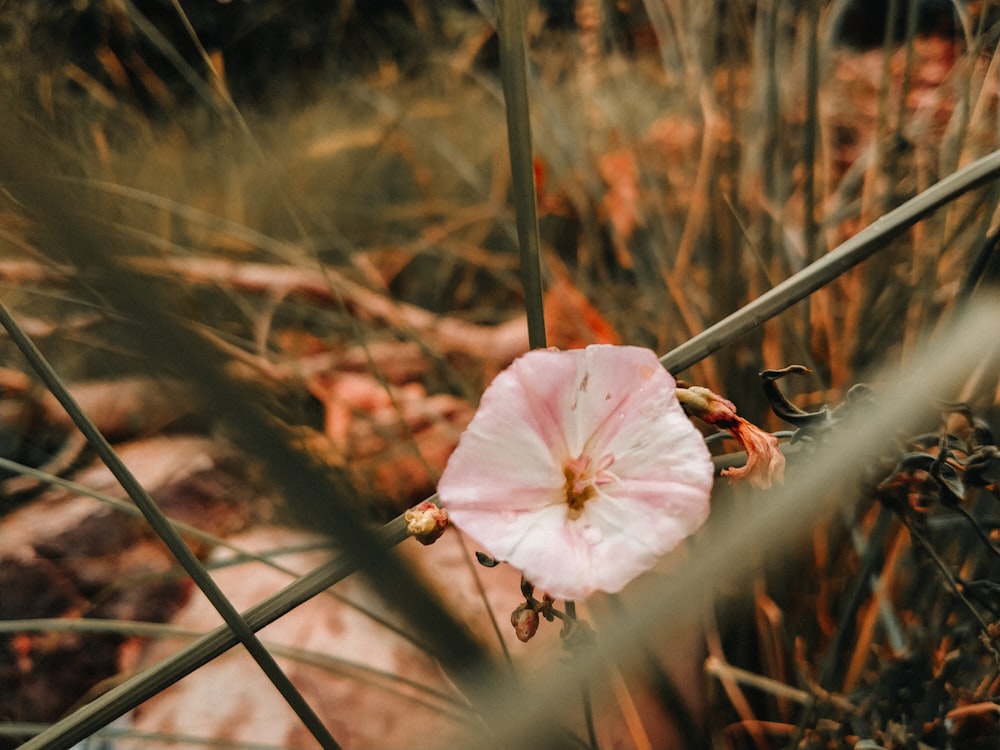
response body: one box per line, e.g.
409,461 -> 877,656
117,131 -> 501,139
405,501 -> 449,545
678,385 -> 784,488
677,386 -> 739,428
511,604 -> 540,642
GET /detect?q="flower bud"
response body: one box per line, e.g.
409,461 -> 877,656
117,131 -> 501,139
404,501 -> 449,545
510,604 -> 540,642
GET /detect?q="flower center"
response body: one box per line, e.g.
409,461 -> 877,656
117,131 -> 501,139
563,453 -> 615,519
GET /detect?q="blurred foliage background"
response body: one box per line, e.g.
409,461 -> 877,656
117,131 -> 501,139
4,1 -> 1000,748
4,0 -> 998,416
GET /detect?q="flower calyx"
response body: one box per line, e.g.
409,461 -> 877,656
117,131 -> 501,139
676,384 -> 739,428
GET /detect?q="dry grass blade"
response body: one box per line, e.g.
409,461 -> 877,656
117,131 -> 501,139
661,148 -> 1000,375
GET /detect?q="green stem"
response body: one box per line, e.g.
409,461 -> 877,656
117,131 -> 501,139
499,0 -> 547,350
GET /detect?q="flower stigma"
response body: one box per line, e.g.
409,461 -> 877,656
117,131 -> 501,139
563,453 -> 616,519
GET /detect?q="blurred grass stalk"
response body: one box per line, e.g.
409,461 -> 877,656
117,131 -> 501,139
0,155 -> 509,749
0,299 -> 344,750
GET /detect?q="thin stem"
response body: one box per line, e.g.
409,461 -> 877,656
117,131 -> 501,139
0,618 -> 469,717
800,0 -> 820,346
958,226 -> 1000,299
902,516 -> 996,638
816,505 -> 895,689
0,301 -> 343,750
565,601 -> 600,750
951,504 -> 1000,561
660,148 -> 1000,374
456,533 -> 515,667
0,456 -> 438,655
705,655 -> 856,710
499,0 -> 547,350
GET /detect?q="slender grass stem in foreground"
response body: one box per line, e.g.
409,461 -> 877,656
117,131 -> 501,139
0,457 -> 436,654
11,515 -> 411,750
0,619 -> 468,718
661,148 -> 1000,375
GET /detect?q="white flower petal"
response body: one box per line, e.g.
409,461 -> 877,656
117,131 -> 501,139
565,345 -> 677,456
437,345 -> 714,601
447,501 -> 564,562
437,355 -> 571,508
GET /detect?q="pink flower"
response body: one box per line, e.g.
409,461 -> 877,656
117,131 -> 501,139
437,345 -> 714,600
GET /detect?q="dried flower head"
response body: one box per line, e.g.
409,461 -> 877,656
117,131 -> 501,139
437,345 -> 714,600
404,501 -> 449,545
677,385 -> 786,490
